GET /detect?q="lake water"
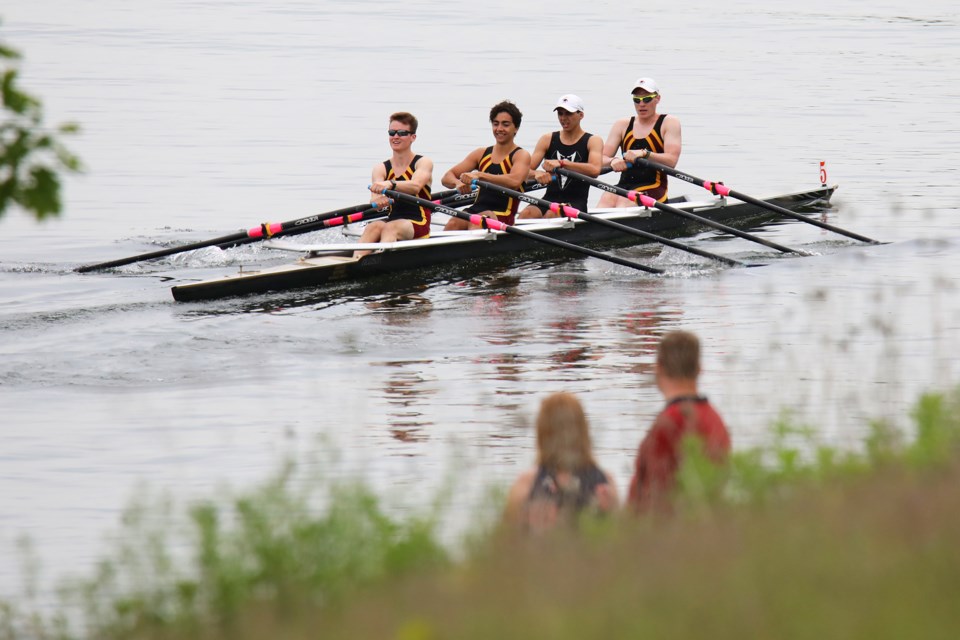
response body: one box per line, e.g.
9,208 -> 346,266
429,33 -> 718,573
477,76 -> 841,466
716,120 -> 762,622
2,0 -> 959,598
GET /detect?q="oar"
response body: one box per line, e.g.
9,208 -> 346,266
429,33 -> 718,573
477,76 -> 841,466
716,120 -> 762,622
473,179 -> 745,268
74,201 -> 386,272
383,188 -> 664,275
634,157 -> 881,245
217,188 -> 487,248
556,167 -> 807,256
75,181 -> 534,272
431,177 -> 544,203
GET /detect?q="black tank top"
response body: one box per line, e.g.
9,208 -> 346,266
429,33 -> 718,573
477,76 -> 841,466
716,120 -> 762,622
543,131 -> 593,212
383,155 -> 431,223
525,463 -> 609,529
470,146 -> 523,214
616,114 -> 668,196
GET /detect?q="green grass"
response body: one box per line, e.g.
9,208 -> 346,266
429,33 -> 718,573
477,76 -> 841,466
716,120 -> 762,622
3,387 -> 960,640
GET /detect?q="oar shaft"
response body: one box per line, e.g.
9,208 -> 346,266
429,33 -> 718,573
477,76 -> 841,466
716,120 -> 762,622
75,231 -> 246,272
474,179 -> 743,268
634,158 -> 880,244
75,201 -> 375,272
384,189 -> 664,275
556,167 -> 805,256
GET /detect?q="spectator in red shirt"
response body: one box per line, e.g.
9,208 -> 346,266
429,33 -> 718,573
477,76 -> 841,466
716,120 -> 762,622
628,331 -> 731,513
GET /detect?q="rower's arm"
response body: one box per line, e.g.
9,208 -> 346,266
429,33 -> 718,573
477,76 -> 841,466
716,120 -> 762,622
650,115 -> 682,169
526,133 -> 552,178
394,157 -> 433,194
476,149 -> 532,191
442,148 -> 483,189
543,134 -> 603,178
368,162 -> 390,205
601,118 -> 628,168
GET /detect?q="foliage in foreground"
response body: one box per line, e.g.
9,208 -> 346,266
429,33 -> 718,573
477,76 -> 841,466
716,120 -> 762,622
2,387 -> 959,639
1,467 -> 447,640
1,20 -> 82,221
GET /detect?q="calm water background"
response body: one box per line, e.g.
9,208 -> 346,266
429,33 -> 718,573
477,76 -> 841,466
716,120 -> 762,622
2,0 -> 959,597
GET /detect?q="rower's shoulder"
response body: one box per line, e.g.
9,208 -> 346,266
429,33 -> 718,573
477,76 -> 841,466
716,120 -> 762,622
512,146 -> 532,161
607,116 -> 632,131
583,131 -> 603,145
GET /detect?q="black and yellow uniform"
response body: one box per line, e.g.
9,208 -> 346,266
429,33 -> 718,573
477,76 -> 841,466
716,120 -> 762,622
465,146 -> 524,225
384,155 -> 431,239
542,132 -> 594,212
616,114 -> 668,202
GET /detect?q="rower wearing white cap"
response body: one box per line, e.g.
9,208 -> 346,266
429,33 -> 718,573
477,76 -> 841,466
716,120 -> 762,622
598,77 -> 682,207
518,93 -> 603,219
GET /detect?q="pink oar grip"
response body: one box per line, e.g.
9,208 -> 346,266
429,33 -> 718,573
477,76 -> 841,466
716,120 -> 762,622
636,193 -> 657,208
326,211 -> 374,227
549,202 -> 581,218
468,214 -> 506,230
705,181 -> 731,197
247,222 -> 284,238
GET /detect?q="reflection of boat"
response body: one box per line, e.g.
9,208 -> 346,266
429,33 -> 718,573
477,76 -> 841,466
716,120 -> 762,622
170,185 -> 836,302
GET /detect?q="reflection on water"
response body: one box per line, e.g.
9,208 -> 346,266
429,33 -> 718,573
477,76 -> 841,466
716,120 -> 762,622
618,306 -> 685,377
365,292 -> 434,325
378,359 -> 436,445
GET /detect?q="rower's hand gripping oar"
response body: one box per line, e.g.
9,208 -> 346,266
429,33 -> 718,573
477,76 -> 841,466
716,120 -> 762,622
633,157 -> 881,245
382,188 -> 664,275
555,167 -> 808,256
473,179 -> 745,268
431,176 -> 545,202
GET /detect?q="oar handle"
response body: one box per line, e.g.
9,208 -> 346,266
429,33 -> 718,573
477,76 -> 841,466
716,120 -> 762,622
632,157 -> 881,245
383,188 -> 664,275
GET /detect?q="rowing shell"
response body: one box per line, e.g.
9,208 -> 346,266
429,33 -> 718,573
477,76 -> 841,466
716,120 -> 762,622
170,184 -> 836,302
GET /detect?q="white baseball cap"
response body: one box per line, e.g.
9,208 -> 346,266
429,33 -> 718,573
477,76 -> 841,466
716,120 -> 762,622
553,94 -> 585,113
632,77 -> 659,94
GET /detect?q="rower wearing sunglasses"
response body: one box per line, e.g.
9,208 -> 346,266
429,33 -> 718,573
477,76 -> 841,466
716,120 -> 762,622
598,77 -> 682,208
355,112 -> 434,258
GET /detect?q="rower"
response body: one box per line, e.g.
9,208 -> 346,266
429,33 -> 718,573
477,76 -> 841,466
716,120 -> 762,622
599,77 -> 682,207
440,100 -> 532,230
354,111 -> 434,258
518,94 -> 603,219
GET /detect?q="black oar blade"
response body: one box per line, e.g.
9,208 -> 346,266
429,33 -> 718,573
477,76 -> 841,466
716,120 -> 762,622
75,201 -> 376,273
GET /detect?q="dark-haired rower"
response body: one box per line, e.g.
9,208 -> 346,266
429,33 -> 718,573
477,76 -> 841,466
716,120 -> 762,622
441,100 -> 532,230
